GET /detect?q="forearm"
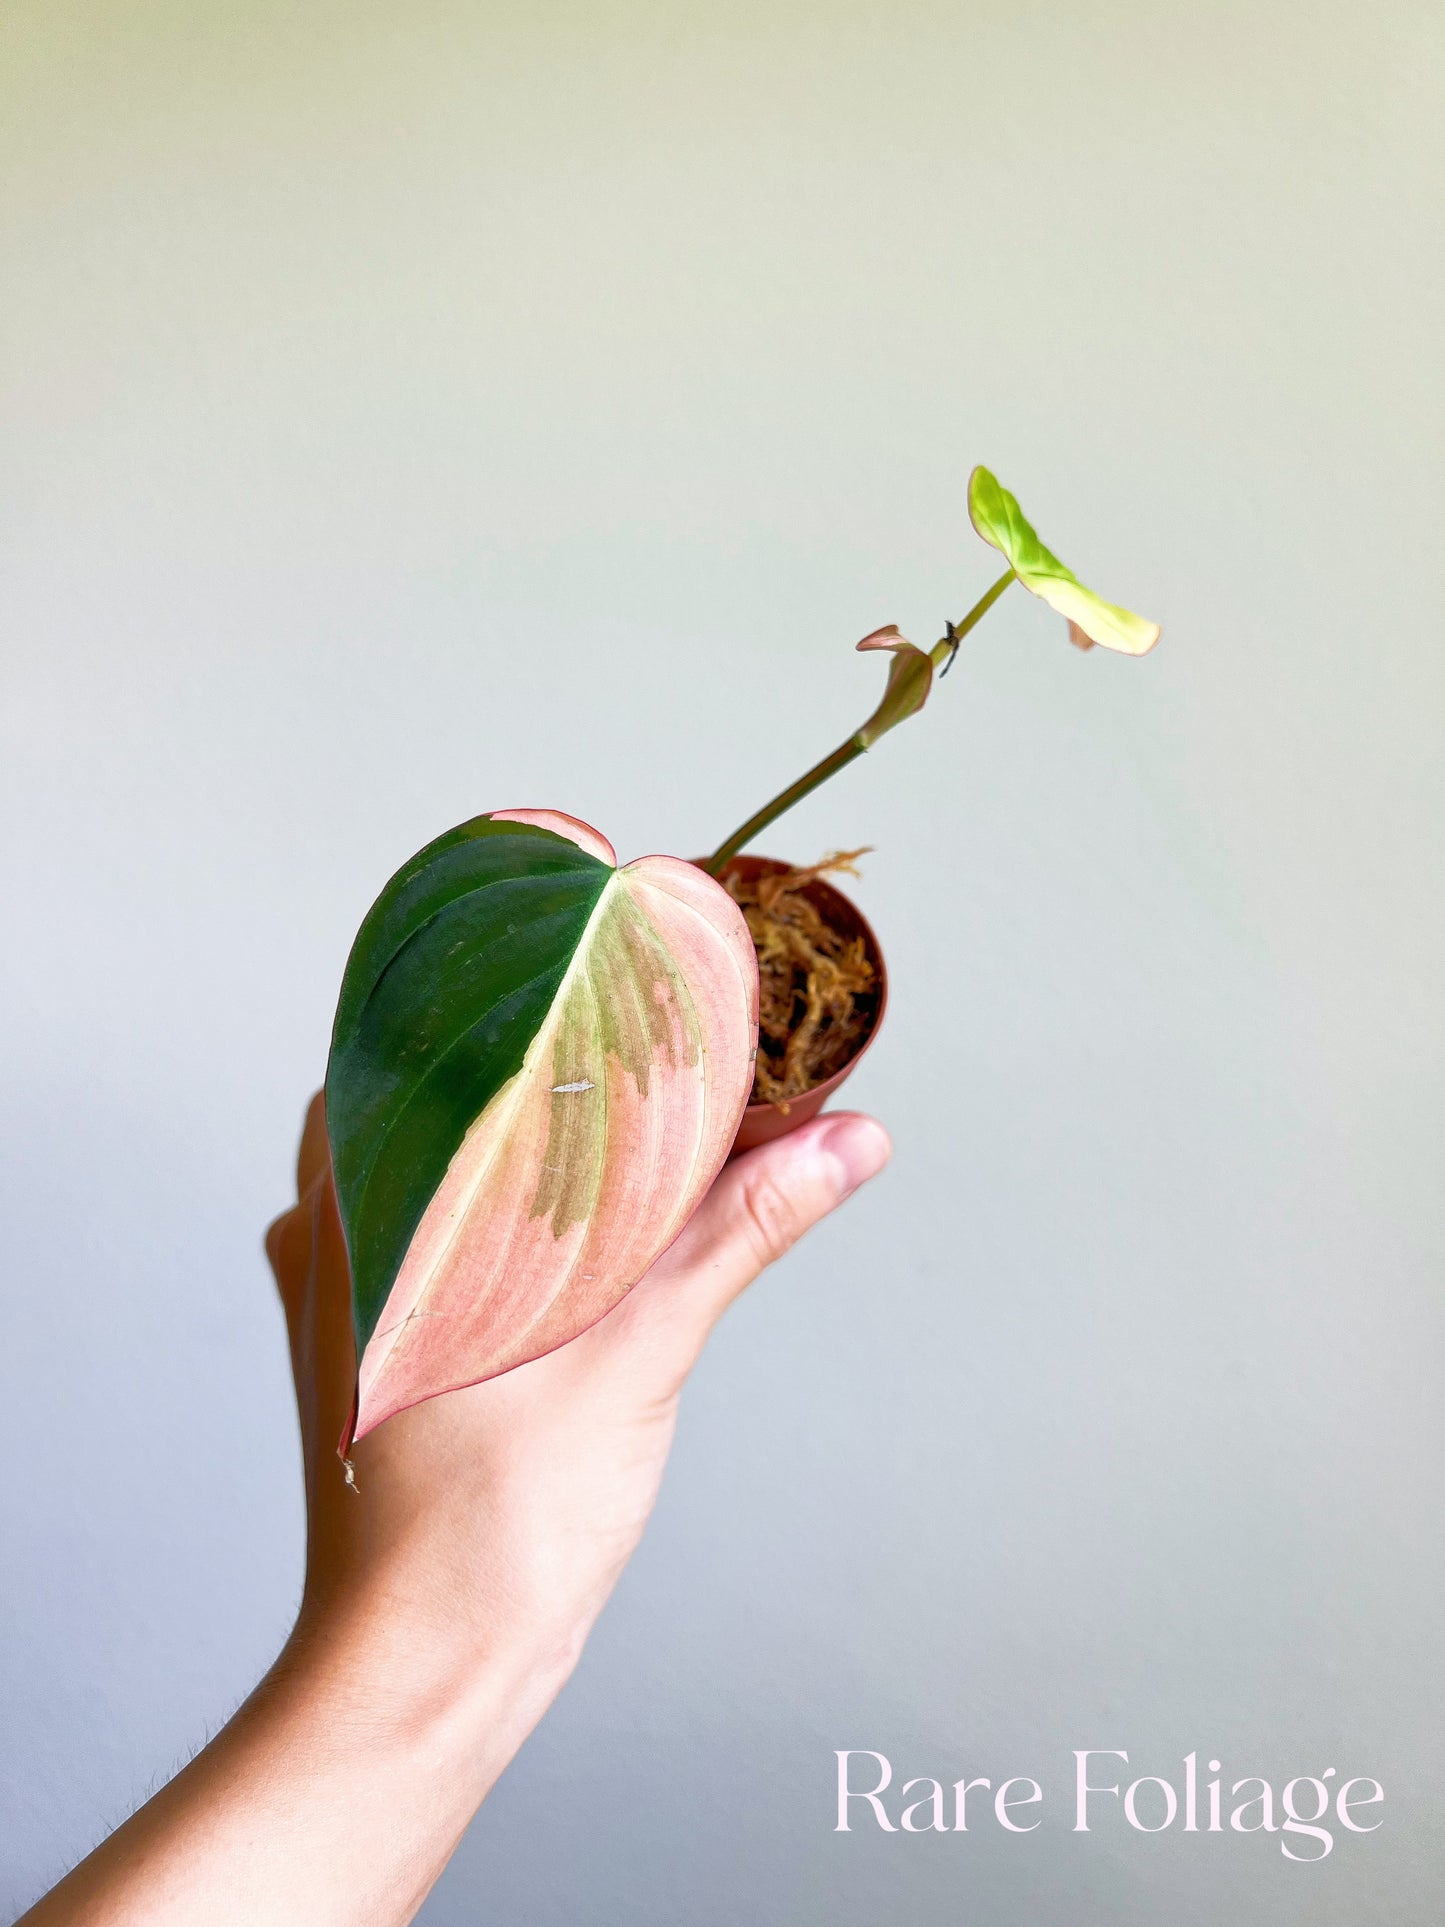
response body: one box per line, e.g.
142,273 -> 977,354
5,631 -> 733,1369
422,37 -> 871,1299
19,1595 -> 577,1927
20,1109 -> 886,1924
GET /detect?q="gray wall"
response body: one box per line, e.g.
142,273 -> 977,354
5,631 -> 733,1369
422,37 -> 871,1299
2,3 -> 1441,1921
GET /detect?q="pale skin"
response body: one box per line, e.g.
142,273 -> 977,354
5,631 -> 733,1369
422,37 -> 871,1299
19,1093 -> 891,1926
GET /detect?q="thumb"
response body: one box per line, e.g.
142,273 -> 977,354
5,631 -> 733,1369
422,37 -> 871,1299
643,1111 -> 892,1342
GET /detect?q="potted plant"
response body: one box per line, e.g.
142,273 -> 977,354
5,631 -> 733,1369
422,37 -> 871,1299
325,467 -> 1159,1449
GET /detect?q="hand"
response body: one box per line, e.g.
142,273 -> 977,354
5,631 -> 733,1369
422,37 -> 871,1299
22,1094 -> 889,1927
268,1089 -> 891,1716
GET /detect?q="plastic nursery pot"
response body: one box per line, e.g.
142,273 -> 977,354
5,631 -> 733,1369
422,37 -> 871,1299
702,853 -> 889,1155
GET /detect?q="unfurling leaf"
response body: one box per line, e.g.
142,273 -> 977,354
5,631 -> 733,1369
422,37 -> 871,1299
967,466 -> 1161,656
326,808 -> 759,1444
854,625 -> 935,746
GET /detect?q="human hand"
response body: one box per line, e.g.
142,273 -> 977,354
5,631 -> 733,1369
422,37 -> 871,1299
266,1091 -> 891,1707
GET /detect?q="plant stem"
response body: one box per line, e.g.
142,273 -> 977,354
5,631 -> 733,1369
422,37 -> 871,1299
929,567 -> 1015,669
703,569 -> 1015,875
703,737 -> 866,876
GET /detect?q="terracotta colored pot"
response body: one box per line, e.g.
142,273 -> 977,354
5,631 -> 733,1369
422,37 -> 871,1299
702,854 -> 888,1155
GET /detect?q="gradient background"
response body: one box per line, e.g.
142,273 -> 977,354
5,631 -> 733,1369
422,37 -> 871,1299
2,3 -> 1442,1921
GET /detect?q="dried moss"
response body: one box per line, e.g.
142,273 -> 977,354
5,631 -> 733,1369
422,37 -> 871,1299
725,851 -> 878,1110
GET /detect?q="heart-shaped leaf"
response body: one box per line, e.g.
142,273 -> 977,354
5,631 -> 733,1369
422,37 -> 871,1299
326,808 -> 759,1445
968,466 -> 1161,655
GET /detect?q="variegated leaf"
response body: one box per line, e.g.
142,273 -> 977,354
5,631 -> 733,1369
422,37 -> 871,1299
326,809 -> 759,1444
968,466 -> 1161,655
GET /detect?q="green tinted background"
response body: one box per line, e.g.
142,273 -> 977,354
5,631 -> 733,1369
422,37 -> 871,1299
2,3 -> 1441,1922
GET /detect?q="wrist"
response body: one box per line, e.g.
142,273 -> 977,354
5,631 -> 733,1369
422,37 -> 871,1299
277,1573 -> 584,1788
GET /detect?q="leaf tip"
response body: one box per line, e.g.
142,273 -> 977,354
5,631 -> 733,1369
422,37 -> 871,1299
856,624 -> 905,652
966,464 -> 997,538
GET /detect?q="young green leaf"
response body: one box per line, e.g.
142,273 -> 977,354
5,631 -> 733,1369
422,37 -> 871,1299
326,809 -> 759,1445
967,466 -> 1161,655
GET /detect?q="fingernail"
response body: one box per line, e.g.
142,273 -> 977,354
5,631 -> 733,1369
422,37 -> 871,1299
819,1115 -> 892,1197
